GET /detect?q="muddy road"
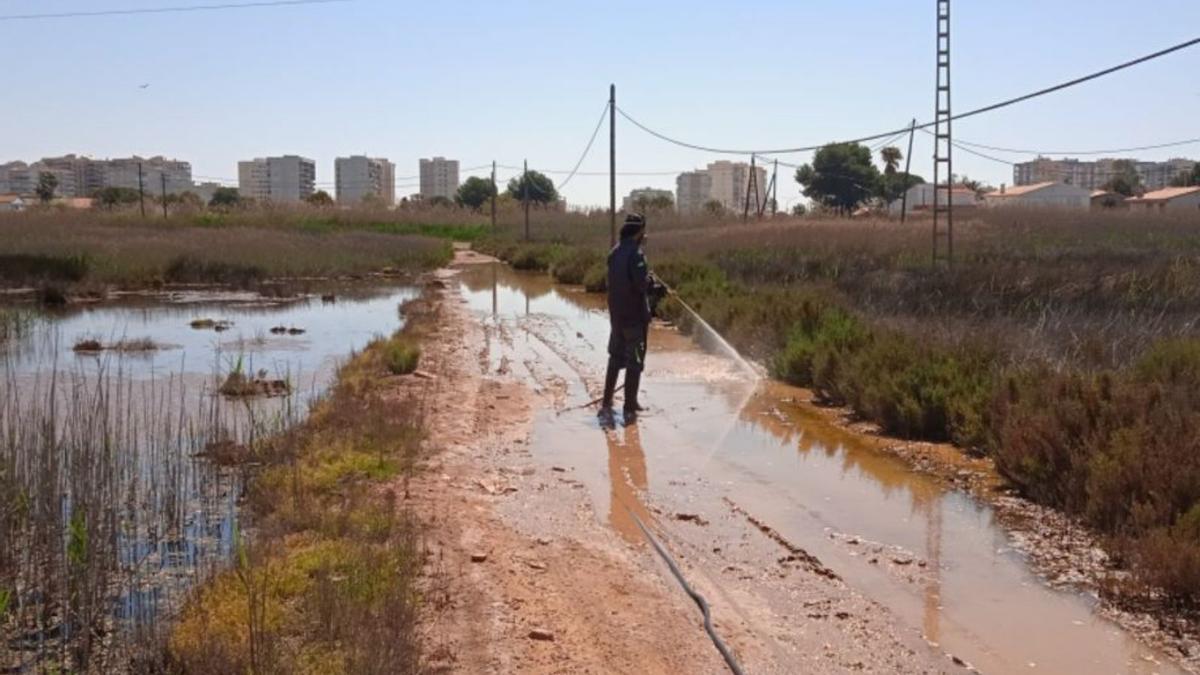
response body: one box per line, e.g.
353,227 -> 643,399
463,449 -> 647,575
412,251 -> 1186,674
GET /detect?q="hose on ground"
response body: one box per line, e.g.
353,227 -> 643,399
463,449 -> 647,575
627,507 -> 747,675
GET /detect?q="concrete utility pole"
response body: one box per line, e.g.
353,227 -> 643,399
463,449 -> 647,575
137,162 -> 146,218
160,172 -> 168,218
743,155 -> 758,221
609,83 -> 616,247
523,159 -> 530,242
901,118 -> 916,224
490,160 -> 497,229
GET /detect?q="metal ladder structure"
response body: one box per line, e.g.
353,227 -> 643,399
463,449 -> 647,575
932,0 -> 953,266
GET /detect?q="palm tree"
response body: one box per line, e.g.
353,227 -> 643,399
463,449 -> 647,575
880,146 -> 902,175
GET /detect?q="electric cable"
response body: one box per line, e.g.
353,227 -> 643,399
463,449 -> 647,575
950,136 -> 1200,157
556,102 -> 612,190
617,35 -> 1200,156
0,0 -> 350,21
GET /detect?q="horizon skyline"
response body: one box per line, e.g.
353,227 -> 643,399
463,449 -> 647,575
5,0 -> 1200,209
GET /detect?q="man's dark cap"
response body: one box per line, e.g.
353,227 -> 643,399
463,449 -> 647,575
620,213 -> 646,239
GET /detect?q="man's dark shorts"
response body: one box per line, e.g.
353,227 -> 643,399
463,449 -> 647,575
607,323 -> 648,374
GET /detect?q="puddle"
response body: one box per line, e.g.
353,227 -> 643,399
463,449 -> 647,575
0,283 -> 417,668
457,262 -> 1185,675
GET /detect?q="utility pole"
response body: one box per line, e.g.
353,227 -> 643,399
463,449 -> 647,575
771,159 -> 778,217
901,118 -> 917,224
609,83 -> 616,247
759,159 -> 778,218
932,0 -> 954,267
137,162 -> 146,218
160,172 -> 168,218
490,160 -> 497,230
523,159 -> 530,242
743,155 -> 758,221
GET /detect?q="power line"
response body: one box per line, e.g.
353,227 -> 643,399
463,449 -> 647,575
937,136 -> 1200,157
0,0 -> 350,21
542,101 -> 610,191
617,35 -> 1200,155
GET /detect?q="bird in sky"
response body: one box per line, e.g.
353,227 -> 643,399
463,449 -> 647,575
139,83 -> 150,89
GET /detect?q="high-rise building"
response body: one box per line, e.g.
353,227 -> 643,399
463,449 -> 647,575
237,155 -> 315,203
706,161 -> 768,213
676,171 -> 713,214
419,157 -> 459,200
0,161 -> 35,195
1014,156 -> 1196,191
336,156 -> 396,205
103,156 -> 193,195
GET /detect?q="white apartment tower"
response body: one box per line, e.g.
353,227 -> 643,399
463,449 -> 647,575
676,171 -> 713,214
336,156 -> 396,205
103,156 -> 193,195
706,161 -> 768,213
419,157 -> 459,200
238,155 -> 316,203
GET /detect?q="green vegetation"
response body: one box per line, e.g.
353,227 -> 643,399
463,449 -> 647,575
455,175 -> 497,210
505,170 -> 558,204
169,319 -> 429,673
382,335 -> 421,375
306,189 -> 335,207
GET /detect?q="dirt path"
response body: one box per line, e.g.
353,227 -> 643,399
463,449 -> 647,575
400,250 -> 948,674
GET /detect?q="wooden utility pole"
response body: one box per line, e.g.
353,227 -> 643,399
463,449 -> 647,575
901,118 -> 917,223
490,160 -> 497,229
137,162 -> 146,218
523,159 -> 530,241
609,84 -> 616,247
160,172 -> 168,218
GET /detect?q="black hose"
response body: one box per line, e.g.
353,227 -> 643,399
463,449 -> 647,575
627,507 -> 747,675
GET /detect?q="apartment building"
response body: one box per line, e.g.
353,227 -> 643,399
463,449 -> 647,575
623,187 -> 673,212
676,170 -> 713,214
103,156 -> 193,195
1014,156 -> 1197,191
238,155 -> 316,203
419,157 -> 459,200
2,155 -> 192,198
705,161 -> 768,213
0,162 -> 35,195
336,156 -> 396,205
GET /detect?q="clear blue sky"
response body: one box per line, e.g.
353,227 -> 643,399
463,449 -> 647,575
5,0 -> 1199,208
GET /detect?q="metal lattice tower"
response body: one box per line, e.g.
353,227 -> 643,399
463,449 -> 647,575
932,0 -> 953,266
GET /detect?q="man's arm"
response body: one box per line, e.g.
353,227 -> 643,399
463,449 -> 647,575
630,248 -> 650,296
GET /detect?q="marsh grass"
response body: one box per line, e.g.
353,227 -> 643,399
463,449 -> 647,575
167,319 -> 428,674
0,212 -> 452,290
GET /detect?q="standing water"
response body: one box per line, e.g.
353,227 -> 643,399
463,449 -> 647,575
0,284 -> 417,671
458,262 -> 1187,675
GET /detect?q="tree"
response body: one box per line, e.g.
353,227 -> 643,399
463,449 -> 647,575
306,190 -> 334,207
877,173 -> 925,204
633,193 -> 674,212
209,187 -> 241,208
795,143 -> 881,214
505,171 -> 558,205
94,186 -> 141,208
427,195 -> 454,208
455,176 -> 497,210
1102,159 -> 1142,196
791,203 -> 807,216
880,146 -> 902,175
702,199 -> 725,216
35,172 -> 58,204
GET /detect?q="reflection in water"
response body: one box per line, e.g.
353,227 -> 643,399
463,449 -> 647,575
606,423 -> 651,545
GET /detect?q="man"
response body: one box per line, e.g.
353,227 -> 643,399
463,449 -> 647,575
601,213 -> 663,422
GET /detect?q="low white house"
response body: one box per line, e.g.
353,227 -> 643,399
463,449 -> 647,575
983,181 -> 1090,209
0,194 -> 27,212
1123,186 -> 1200,212
887,183 -> 979,216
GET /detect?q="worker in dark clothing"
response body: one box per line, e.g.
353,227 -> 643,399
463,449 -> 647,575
601,213 -> 664,422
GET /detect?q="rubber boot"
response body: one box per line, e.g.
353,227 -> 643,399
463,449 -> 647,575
601,359 -> 621,410
622,368 -> 642,422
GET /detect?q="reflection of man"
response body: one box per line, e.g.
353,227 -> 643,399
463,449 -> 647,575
601,214 -> 664,422
606,423 -> 650,545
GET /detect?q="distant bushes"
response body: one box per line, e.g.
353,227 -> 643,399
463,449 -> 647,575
383,336 -> 421,375
165,256 -> 265,287
549,248 -> 602,285
0,253 -> 89,284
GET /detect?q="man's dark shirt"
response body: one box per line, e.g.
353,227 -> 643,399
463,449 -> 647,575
606,238 -> 650,328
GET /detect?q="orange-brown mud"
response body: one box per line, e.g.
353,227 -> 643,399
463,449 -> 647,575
397,249 -> 1189,674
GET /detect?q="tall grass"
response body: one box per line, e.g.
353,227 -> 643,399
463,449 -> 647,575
0,353 -> 295,672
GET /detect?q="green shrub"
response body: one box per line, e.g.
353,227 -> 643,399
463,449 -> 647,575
508,244 -> 566,272
383,337 -> 420,375
0,253 -> 89,283
550,248 -> 603,285
582,261 -> 607,293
